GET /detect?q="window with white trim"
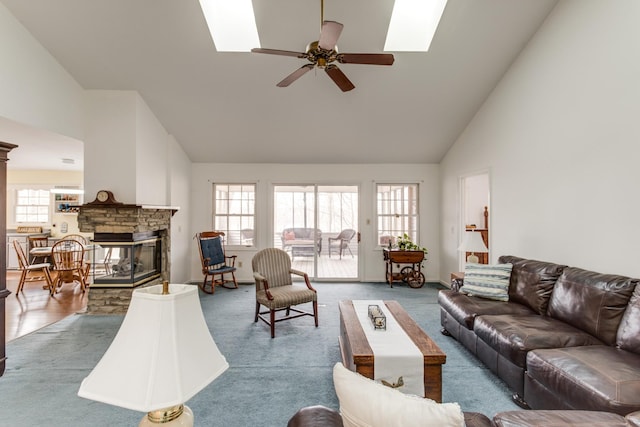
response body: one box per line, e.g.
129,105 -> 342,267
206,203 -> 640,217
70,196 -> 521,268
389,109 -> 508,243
15,189 -> 50,223
213,183 -> 256,246
376,184 -> 419,247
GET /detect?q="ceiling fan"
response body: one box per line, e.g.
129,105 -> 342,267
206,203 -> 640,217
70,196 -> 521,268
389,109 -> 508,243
251,0 -> 394,92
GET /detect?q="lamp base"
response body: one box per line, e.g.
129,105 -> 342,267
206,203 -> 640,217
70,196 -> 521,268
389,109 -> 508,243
466,253 -> 479,264
139,405 -> 194,427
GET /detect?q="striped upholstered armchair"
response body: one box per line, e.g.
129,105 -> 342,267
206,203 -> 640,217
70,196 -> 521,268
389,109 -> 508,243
252,248 -> 318,338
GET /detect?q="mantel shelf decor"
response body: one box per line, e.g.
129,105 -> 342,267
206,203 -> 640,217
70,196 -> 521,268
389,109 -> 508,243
368,304 -> 387,330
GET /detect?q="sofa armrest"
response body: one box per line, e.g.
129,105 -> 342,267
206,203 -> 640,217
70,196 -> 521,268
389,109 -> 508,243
627,411 -> 640,427
287,405 -> 343,427
286,406 -> 492,427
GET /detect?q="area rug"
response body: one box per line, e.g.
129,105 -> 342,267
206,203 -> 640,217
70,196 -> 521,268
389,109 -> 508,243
0,282 -> 518,426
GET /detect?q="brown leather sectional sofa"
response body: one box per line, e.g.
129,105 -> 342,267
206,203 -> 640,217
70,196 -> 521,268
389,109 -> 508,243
439,255 -> 640,415
287,405 -> 640,427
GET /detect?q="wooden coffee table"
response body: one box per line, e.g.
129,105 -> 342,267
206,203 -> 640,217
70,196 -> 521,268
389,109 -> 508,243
338,300 -> 446,401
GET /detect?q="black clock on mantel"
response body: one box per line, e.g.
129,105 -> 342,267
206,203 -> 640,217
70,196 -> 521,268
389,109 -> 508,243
88,190 -> 122,205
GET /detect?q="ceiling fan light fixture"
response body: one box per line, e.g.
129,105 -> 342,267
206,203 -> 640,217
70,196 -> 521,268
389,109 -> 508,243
199,0 -> 260,52
384,0 -> 448,52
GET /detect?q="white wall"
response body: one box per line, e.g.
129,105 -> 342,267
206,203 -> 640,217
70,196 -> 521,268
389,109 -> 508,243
168,135 -> 191,283
135,95 -> 169,205
83,91 -> 137,203
0,2 -> 84,140
190,163 -> 440,283
440,0 -> 640,280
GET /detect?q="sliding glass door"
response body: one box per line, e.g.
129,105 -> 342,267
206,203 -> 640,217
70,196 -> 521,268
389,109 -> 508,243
273,185 -> 358,280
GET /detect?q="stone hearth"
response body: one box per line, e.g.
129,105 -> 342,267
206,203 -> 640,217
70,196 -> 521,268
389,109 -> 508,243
78,204 -> 174,314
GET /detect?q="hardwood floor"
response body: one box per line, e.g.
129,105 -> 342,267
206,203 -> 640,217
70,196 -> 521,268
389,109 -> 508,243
5,271 -> 87,342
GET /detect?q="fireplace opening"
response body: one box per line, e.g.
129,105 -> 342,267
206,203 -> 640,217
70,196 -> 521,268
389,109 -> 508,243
91,231 -> 161,288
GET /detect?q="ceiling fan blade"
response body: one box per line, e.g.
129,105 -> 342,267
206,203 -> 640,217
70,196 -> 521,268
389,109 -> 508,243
338,53 -> 395,66
276,64 -> 315,87
318,20 -> 344,50
251,48 -> 306,58
325,65 -> 355,92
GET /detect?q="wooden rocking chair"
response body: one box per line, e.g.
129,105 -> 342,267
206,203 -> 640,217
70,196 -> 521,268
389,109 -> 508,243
197,231 -> 238,294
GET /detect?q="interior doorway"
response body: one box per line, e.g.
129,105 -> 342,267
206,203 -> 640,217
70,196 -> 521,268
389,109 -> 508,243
273,185 -> 359,280
459,172 -> 490,271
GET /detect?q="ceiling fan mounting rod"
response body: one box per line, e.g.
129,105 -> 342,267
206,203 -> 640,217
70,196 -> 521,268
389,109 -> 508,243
320,0 -> 324,30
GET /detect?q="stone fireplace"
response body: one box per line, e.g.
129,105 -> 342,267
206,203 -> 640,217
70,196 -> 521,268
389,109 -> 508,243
78,204 -> 176,314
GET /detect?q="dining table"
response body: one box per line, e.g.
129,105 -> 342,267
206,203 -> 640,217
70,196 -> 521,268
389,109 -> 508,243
29,246 -> 54,265
29,245 -> 96,262
29,245 -> 95,285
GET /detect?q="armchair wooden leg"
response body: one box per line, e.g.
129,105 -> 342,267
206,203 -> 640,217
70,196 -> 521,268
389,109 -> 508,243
313,301 -> 319,327
254,302 -> 260,322
270,310 -> 276,338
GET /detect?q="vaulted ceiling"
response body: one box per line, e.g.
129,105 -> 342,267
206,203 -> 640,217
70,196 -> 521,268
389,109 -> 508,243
1,0 -> 557,170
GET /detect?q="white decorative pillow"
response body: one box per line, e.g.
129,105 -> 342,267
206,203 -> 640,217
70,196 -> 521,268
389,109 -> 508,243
462,263 -> 513,302
333,362 -> 464,427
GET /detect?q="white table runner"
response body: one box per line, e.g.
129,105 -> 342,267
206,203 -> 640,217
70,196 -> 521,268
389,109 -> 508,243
352,300 -> 424,396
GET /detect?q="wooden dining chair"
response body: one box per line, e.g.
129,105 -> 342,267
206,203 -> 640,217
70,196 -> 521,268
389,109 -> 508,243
94,247 -> 113,276
60,234 -> 92,282
28,235 -> 49,263
13,240 -> 55,296
51,239 -> 89,293
61,234 -> 88,245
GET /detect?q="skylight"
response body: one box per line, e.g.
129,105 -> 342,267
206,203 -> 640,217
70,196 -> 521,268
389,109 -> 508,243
198,0 -> 260,52
384,0 -> 448,52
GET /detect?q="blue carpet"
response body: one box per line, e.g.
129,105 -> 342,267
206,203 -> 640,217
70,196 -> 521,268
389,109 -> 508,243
0,282 -> 518,426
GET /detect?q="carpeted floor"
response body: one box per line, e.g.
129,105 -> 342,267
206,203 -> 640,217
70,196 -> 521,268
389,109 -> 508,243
0,282 -> 519,426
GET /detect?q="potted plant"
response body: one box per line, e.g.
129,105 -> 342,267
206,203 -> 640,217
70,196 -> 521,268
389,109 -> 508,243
396,233 -> 428,254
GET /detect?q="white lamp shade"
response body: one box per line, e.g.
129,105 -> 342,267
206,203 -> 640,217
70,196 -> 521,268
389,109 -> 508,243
78,284 -> 228,412
457,231 -> 488,253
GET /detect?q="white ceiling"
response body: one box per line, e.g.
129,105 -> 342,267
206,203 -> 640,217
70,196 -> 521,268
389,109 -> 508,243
1,0 -> 557,170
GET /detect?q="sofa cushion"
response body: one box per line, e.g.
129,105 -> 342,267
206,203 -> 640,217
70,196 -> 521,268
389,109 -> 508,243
333,362 -> 464,427
461,263 -> 512,301
474,314 -> 603,368
526,346 -> 640,415
499,255 -> 566,315
547,267 -> 638,345
617,284 -> 640,354
438,290 -> 533,330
